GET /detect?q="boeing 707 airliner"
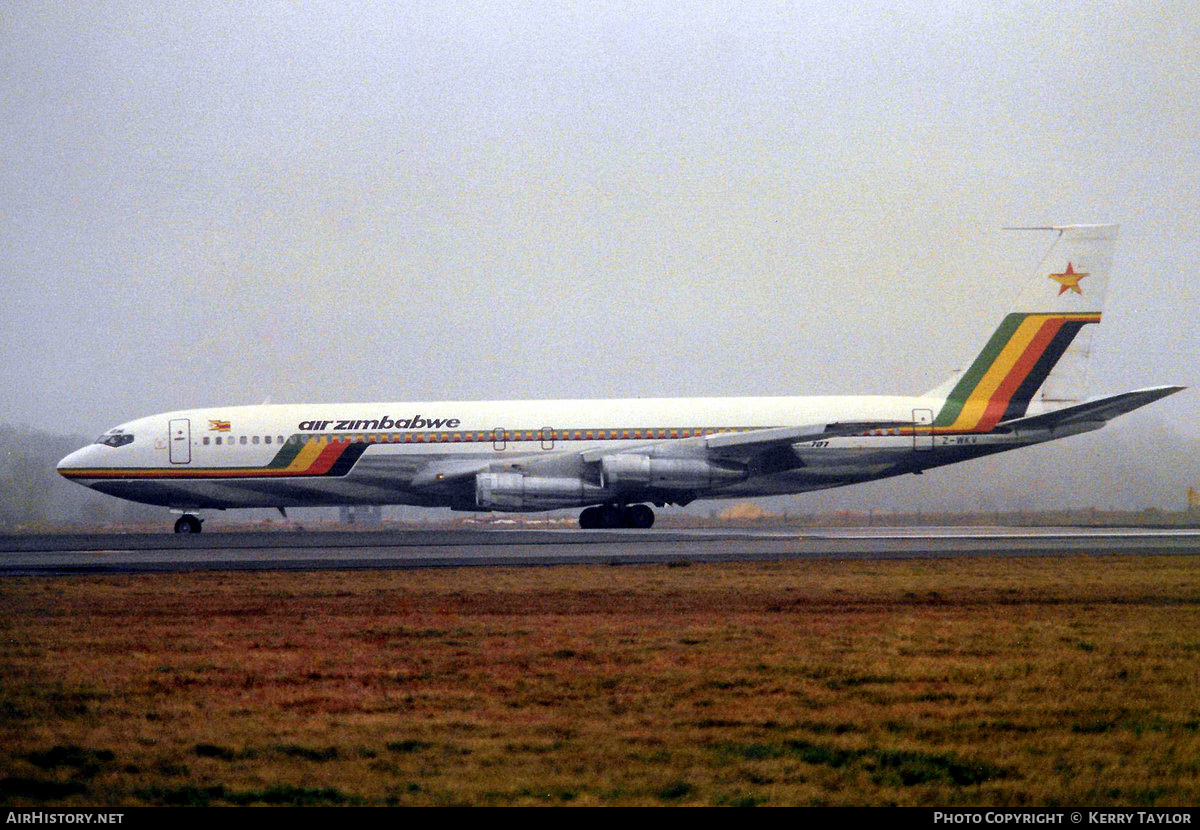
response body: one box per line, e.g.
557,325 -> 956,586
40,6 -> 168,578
58,224 -> 1182,532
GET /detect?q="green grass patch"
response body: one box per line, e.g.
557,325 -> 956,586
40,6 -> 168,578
823,673 -> 900,690
134,784 -> 360,806
271,743 -> 339,761
717,739 -> 1010,787
482,786 -> 579,804
23,745 -> 114,778
1,777 -> 89,800
192,743 -> 236,760
656,780 -> 695,801
715,790 -> 770,807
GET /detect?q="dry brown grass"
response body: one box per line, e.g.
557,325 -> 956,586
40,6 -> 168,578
1,555 -> 1198,806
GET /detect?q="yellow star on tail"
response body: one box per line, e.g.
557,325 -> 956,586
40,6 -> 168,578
1049,262 -> 1088,295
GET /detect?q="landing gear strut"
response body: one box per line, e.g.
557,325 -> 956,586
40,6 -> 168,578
578,503 -> 655,529
174,515 -> 203,534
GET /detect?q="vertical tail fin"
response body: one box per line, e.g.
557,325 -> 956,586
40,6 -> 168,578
931,224 -> 1117,432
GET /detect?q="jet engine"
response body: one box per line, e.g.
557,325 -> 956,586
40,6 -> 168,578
600,454 -> 744,490
475,472 -> 606,511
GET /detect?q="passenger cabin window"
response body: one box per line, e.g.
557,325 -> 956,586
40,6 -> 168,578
239,436 -> 247,445
252,435 -> 260,444
95,434 -> 134,448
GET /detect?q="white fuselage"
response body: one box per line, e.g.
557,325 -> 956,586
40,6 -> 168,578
56,393 -> 1067,512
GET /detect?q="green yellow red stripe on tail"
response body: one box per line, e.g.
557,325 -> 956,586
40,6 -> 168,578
933,311 -> 1101,432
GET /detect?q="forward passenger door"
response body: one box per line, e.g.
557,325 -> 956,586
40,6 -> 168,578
169,418 -> 191,464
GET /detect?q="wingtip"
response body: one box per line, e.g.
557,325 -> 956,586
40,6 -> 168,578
1135,384 -> 1187,403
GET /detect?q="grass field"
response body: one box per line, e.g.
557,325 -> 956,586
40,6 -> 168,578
1,555 -> 1198,806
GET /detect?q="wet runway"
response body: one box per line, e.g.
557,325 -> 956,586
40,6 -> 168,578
2,525 -> 1199,576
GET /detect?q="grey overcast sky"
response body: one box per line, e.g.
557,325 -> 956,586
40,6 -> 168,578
2,1 -> 1197,445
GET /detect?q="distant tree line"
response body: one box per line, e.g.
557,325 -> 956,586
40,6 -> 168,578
0,424 -> 159,530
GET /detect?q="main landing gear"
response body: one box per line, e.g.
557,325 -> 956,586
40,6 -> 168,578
174,515 -> 203,534
578,503 -> 655,530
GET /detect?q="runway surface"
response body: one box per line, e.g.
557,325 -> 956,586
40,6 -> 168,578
2,525 -> 1199,576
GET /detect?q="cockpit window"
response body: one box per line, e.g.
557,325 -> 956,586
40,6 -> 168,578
95,433 -> 134,448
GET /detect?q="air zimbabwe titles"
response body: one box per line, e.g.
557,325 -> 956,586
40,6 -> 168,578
297,415 -> 462,432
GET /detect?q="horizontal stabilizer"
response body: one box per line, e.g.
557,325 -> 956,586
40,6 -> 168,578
997,385 -> 1184,432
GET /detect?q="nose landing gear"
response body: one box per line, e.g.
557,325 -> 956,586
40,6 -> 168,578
578,503 -> 655,529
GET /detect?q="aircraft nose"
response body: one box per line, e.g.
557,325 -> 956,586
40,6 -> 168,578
57,446 -> 94,476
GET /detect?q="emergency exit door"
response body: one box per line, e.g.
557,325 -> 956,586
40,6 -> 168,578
169,418 -> 191,464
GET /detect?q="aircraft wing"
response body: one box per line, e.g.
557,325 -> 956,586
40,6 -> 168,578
997,385 -> 1185,432
410,420 -> 907,492
579,420 -> 909,478
699,421 -> 909,458
578,421 -> 908,461
684,420 -> 910,476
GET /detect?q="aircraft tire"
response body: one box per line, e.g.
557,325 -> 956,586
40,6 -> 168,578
597,504 -> 622,528
578,506 -> 600,529
174,515 -> 202,534
622,504 -> 655,529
